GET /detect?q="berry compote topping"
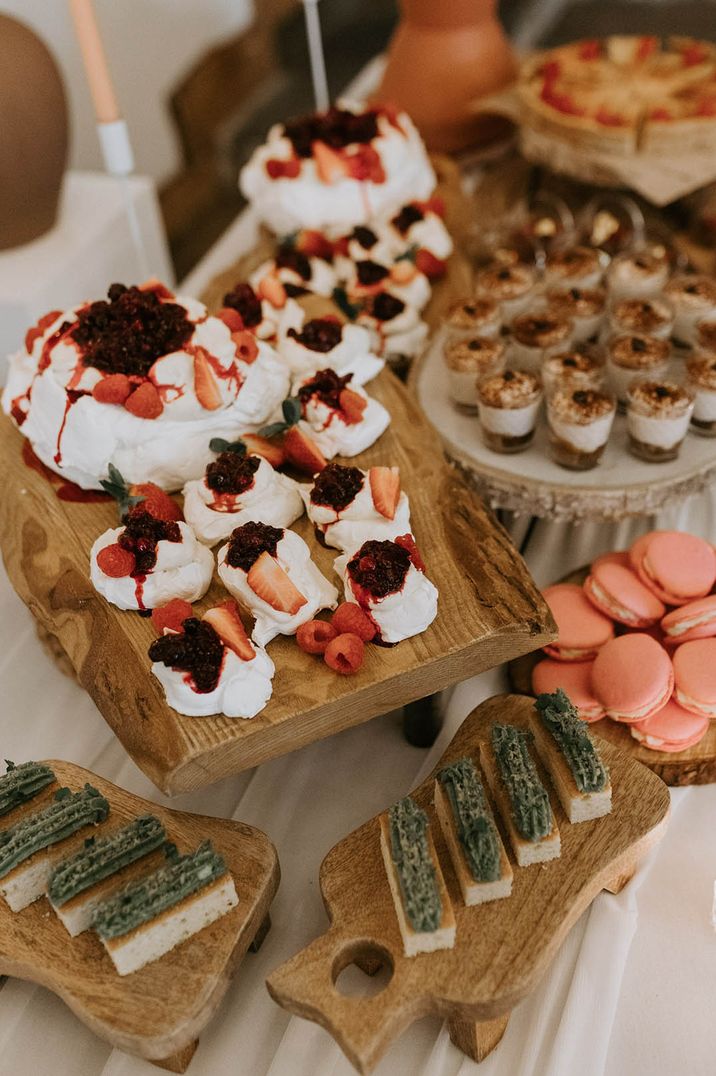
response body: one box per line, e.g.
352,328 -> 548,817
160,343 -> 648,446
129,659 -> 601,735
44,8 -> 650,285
311,462 -> 364,511
288,318 -> 342,353
283,106 -> 379,158
391,203 -> 424,234
369,292 -> 405,322
356,260 -> 390,287
118,508 -> 181,575
352,225 -> 378,250
73,284 -> 193,377
148,618 -> 224,694
206,452 -> 260,495
284,282 -> 310,298
222,283 -> 263,329
275,246 -> 312,280
226,521 -> 283,572
298,368 -> 352,410
347,539 -> 411,599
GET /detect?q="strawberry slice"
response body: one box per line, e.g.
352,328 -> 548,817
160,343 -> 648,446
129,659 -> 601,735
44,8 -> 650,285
247,552 -> 307,614
266,157 -> 301,179
415,249 -> 447,279
283,426 -> 327,475
257,273 -> 287,309
193,347 -> 223,410
369,466 -> 400,520
218,307 -> 245,332
232,330 -> 259,364
202,600 -> 256,661
312,140 -> 350,183
129,482 -> 183,522
390,260 -> 418,285
339,388 -> 368,425
242,433 -> 286,468
297,230 -> 334,260
395,533 -> 426,572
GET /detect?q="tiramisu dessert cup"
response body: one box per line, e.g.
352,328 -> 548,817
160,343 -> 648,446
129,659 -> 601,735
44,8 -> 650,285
477,369 -> 543,453
443,337 -> 506,411
546,388 -> 616,470
301,462 -> 411,551
606,251 -> 669,301
608,297 -> 675,341
541,348 -> 606,396
333,534 -> 438,644
544,246 -> 607,290
149,602 -> 275,719
292,368 -> 390,458
475,263 -> 537,321
510,312 -> 573,374
90,509 -> 214,612
182,445 -> 304,546
694,313 -> 716,357
217,521 -> 338,646
239,101 -> 436,236
278,308 -> 384,384
626,379 -> 695,462
2,282 -> 291,491
685,354 -> 716,435
442,297 -> 502,345
546,286 -> 606,343
664,274 -> 716,344
606,333 -> 670,404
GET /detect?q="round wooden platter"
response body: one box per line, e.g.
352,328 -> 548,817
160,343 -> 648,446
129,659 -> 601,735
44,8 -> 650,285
508,566 -> 716,786
411,331 -> 716,523
266,692 -> 670,1075
0,760 -> 279,1072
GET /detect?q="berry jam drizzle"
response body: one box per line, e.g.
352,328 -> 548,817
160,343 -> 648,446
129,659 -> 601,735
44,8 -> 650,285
206,452 -> 260,504
118,509 -> 181,576
148,617 -> 225,694
225,521 -> 283,572
347,540 -> 411,600
311,462 -> 364,514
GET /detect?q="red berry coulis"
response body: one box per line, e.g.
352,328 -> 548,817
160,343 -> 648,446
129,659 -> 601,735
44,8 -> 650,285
222,283 -> 263,329
391,203 -> 424,234
352,225 -> 378,250
288,318 -> 343,353
356,260 -> 390,287
369,292 -> 405,322
347,539 -> 411,599
225,521 -> 283,571
283,106 -> 379,158
275,246 -> 312,280
118,508 -> 181,574
206,452 -> 260,495
311,462 -> 364,511
298,368 -> 352,410
148,617 -> 224,693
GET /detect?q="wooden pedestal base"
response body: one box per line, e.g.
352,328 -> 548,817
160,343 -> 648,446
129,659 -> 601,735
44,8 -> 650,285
447,1013 -> 510,1063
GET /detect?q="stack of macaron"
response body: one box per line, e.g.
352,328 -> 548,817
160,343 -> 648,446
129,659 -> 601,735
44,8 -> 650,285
534,529 -> 716,753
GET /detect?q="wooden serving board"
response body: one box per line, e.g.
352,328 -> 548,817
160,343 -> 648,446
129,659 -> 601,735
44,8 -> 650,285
508,566 -> 716,786
0,760 -> 279,1071
266,693 -> 670,1074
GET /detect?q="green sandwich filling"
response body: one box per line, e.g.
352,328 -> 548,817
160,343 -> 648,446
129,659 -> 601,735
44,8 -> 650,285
491,724 -> 553,842
388,796 -> 442,933
438,757 -> 501,883
0,761 -> 55,816
534,688 -> 609,794
0,785 -> 110,879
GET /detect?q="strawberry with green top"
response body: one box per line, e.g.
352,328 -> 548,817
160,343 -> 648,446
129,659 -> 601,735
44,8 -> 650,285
259,397 -> 327,475
101,464 -> 183,523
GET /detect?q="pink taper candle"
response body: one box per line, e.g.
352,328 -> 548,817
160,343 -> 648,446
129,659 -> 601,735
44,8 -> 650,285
68,0 -> 120,123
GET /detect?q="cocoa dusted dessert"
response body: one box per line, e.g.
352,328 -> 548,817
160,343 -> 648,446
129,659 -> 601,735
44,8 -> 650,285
546,388 -> 616,470
609,297 -> 674,340
477,369 -> 543,453
541,348 -> 605,396
685,355 -> 716,436
442,297 -> 501,343
606,333 -> 670,404
475,263 -> 536,320
443,336 -> 506,411
510,312 -> 573,374
546,286 -> 606,343
626,379 -> 695,462
664,274 -> 716,343
544,246 -> 605,289
695,316 -> 716,356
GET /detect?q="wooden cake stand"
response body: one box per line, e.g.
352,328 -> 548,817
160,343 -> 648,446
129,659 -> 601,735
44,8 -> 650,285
508,567 -> 716,786
0,760 -> 279,1071
267,693 -> 670,1074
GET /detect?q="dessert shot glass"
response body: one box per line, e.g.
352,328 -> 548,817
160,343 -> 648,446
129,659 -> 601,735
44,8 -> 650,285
544,245 -> 608,290
607,296 -> 675,341
546,285 -> 606,342
694,312 -> 716,357
685,354 -> 716,436
442,296 -> 502,347
664,274 -> 716,345
606,250 -> 669,301
626,379 -> 695,462
475,262 -> 537,321
541,346 -> 606,397
606,333 -> 670,406
546,387 -> 616,470
443,336 -> 506,411
510,311 -> 573,373
477,368 -> 543,453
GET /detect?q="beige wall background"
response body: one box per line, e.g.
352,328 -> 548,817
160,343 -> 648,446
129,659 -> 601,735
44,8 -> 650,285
1,0 -> 254,184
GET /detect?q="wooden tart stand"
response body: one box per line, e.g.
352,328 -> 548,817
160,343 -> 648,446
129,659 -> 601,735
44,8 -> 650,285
266,693 -> 670,1073
509,567 -> 716,786
0,760 -> 279,1071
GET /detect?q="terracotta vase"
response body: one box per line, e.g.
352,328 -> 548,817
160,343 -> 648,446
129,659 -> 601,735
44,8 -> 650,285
0,16 -> 68,250
375,0 -> 517,153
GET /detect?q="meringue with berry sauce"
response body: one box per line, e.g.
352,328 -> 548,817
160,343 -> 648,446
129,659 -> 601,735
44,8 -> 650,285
217,521 -> 338,646
219,281 -> 285,342
149,601 -> 275,718
90,508 -> 214,611
334,535 -> 438,644
278,308 -> 384,385
292,368 -> 391,458
3,282 -> 290,491
355,291 -> 429,361
239,101 -> 436,236
341,255 -> 431,313
250,240 -> 337,299
182,440 -> 304,547
301,462 -> 411,551
384,198 -> 453,267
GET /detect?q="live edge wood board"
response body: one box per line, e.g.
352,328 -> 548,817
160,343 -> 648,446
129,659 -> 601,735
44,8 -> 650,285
267,694 -> 670,1074
0,760 -> 279,1071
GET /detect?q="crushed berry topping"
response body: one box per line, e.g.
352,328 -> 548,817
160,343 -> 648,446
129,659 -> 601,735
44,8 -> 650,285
392,203 -> 424,234
356,260 -> 390,287
370,292 -> 405,321
226,521 -> 283,572
284,282 -> 310,298
206,452 -> 260,495
283,106 -> 379,158
118,508 -> 181,575
348,539 -> 411,599
352,225 -> 378,249
298,368 -> 352,410
288,318 -> 342,352
148,618 -> 224,694
73,284 -> 193,377
311,462 -> 364,511
275,246 -> 312,280
222,283 -> 263,328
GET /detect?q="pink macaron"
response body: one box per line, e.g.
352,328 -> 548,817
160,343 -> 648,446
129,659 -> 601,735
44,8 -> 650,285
591,550 -> 630,572
630,697 -> 709,753
532,659 -> 605,722
662,595 -> 716,644
628,530 -> 667,572
591,633 -> 674,723
633,531 -> 716,606
584,562 -> 665,628
542,583 -> 614,661
672,638 -> 716,718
